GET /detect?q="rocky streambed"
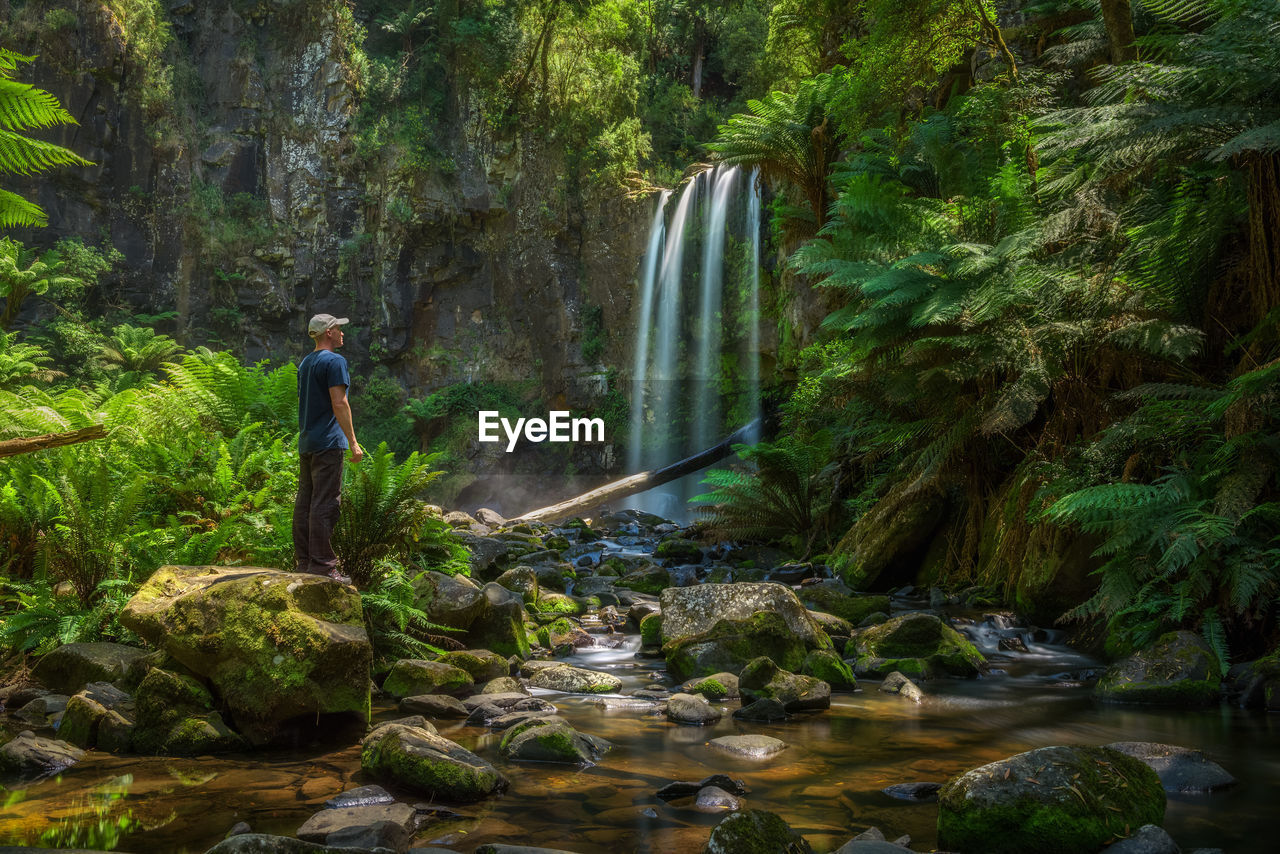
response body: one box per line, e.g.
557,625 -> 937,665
1,509 -> 1279,853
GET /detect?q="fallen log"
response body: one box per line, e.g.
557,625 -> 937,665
516,419 -> 759,523
0,424 -> 108,459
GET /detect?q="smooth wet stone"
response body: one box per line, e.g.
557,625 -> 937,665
0,730 -> 84,778
479,676 -> 524,694
589,696 -> 663,712
324,784 -> 394,809
656,774 -> 749,800
296,802 -> 417,849
708,734 -> 787,759
498,718 -> 611,765
665,692 -> 722,725
1104,742 -> 1237,793
1095,631 -> 1221,706
437,649 -> 510,682
681,672 -> 740,700
14,694 -> 69,727
400,694 -> 469,719
360,722 -> 507,802
879,671 -> 924,703
486,707 -> 560,730
1103,824 -> 1180,853
527,664 -> 621,694
30,642 -> 148,695
881,781 -> 941,802
937,745 -> 1166,854
705,809 -> 814,854
467,697 -> 557,726
695,785 -> 741,811
733,698 -> 789,722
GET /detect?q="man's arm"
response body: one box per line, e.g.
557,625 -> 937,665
329,385 -> 364,462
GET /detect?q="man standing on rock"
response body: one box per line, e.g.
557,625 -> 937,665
293,313 -> 363,583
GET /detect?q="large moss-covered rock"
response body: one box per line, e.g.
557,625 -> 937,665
58,682 -> 135,751
801,649 -> 855,690
30,642 -> 148,695
665,611 -> 814,682
132,668 -> 245,755
937,745 -> 1165,854
660,583 -> 828,647
654,537 -> 703,563
847,613 -> 985,679
1095,631 -> 1222,706
498,717 -> 611,764
797,588 -> 890,627
527,664 -> 621,694
382,659 -> 474,699
360,721 -> 507,802
704,809 -> 814,854
120,566 -> 371,745
738,657 -> 831,711
616,565 -> 671,594
437,649 -> 510,682
494,566 -> 540,603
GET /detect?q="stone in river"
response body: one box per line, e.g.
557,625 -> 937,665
324,784 -> 394,809
695,785 -> 741,811
295,802 -> 417,850
0,730 -> 84,779
1104,742 -> 1236,793
733,698 -> 789,722
400,693 -> 469,719
881,781 -> 941,802
879,671 -> 924,703
708,734 -> 788,759
666,692 -> 723,725
704,809 -> 814,854
1102,824 -> 1180,854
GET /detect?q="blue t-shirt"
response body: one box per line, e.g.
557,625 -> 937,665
298,349 -> 351,454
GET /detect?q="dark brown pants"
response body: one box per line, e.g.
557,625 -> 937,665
293,449 -> 344,574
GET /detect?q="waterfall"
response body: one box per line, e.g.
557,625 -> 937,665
627,166 -> 761,519
746,167 -> 762,444
627,190 -> 670,477
694,165 -> 738,450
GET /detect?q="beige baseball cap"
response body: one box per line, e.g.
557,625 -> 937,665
308,314 -> 350,336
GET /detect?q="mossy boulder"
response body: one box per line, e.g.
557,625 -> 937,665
437,649 -> 509,682
565,518 -> 601,542
1095,630 -> 1221,706
1226,648 -> 1280,710
532,591 -> 585,616
527,664 -> 621,694
616,566 -> 672,594
847,613 -> 985,679
361,721 -> 507,802
664,611 -> 815,683
382,659 -> 474,699
937,745 -> 1165,854
797,589 -> 890,626
704,809 -> 814,854
494,566 -> 540,603
30,642 -> 148,695
498,717 -> 611,765
413,573 -> 530,658
58,683 -> 134,751
640,613 -> 663,649
654,537 -> 703,563
120,566 -> 371,745
132,668 -> 245,755
682,672 -> 740,700
660,583 -> 829,648
738,657 -> 831,711
802,649 -> 855,690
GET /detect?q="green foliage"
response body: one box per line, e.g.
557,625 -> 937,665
100,324 -> 184,376
332,443 -> 445,587
693,432 -> 836,556
0,48 -> 93,228
0,237 -> 76,331
360,565 -> 458,667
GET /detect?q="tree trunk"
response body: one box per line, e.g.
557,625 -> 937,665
0,424 -> 107,458
515,420 -> 760,523
1247,152 -> 1280,333
1099,0 -> 1137,63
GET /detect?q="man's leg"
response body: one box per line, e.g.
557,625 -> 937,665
292,452 -> 314,573
307,448 -> 345,575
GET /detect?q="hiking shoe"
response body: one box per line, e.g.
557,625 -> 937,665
325,568 -> 353,585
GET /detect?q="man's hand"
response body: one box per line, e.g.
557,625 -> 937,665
350,441 -> 364,463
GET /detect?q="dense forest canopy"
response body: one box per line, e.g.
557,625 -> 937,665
0,0 -> 1277,673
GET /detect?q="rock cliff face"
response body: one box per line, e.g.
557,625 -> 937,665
13,0 -> 651,409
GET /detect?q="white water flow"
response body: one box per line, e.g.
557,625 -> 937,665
641,175 -> 699,516
694,165 -> 738,450
627,190 -> 670,476
746,167 -> 762,443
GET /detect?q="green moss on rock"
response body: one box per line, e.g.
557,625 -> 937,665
798,590 -> 890,626
849,613 -> 985,678
1095,630 -> 1222,706
654,537 -> 702,562
937,745 -> 1165,854
704,809 -> 814,854
664,611 -> 810,682
383,659 -> 474,699
640,614 -> 663,648
361,723 -> 507,802
802,649 -> 855,690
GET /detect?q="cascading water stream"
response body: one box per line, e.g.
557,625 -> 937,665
627,190 -> 670,478
694,165 -> 738,451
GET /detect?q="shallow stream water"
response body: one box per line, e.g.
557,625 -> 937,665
3,627 -> 1278,853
